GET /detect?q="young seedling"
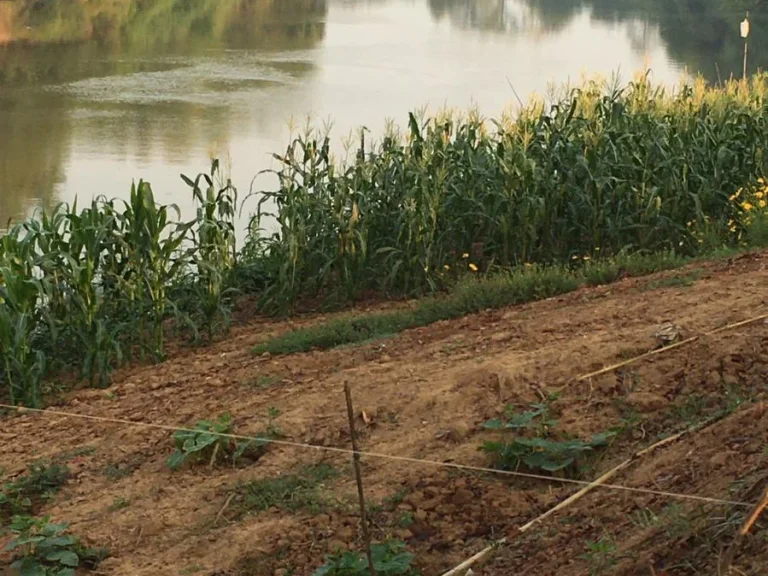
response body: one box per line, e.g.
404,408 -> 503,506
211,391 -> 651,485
0,461 -> 69,520
167,413 -> 267,471
3,515 -> 107,576
482,401 -> 614,475
312,540 -> 418,576
580,536 -> 618,575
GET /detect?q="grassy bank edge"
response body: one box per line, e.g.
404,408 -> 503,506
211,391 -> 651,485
251,244 -> 762,356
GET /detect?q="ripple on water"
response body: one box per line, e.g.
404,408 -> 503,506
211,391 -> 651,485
54,51 -> 317,107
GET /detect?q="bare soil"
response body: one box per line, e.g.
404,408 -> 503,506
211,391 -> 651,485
2,252 -> 768,576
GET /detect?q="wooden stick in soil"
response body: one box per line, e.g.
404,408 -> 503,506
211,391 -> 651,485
718,484 -> 768,575
440,414 -> 724,576
576,312 -> 768,383
344,382 -> 376,576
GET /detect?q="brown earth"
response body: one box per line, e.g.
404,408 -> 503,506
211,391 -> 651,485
1,252 -> 768,576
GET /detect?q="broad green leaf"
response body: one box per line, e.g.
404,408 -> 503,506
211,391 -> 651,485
167,451 -> 186,470
482,418 -> 504,430
42,535 -> 78,547
45,549 -> 80,567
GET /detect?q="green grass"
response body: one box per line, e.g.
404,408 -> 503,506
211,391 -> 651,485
107,496 -> 130,512
251,246 -> 757,356
639,269 -> 704,291
246,375 -> 281,389
234,464 -> 339,516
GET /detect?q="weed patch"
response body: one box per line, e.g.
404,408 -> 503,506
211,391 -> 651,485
247,374 -> 280,390
580,536 -> 618,575
639,269 -> 704,291
107,497 -> 130,512
234,464 -> 338,516
0,462 -> 69,521
102,458 -> 142,480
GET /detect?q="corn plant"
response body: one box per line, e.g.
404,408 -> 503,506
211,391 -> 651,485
251,73 -> 768,309
181,160 -> 239,342
0,266 -> 49,407
116,181 -> 192,359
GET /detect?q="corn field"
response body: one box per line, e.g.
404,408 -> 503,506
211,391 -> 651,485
0,162 -> 237,406
251,72 -> 768,306
2,73 -> 768,406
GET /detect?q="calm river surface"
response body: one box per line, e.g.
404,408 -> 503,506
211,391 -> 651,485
0,0 -> 762,229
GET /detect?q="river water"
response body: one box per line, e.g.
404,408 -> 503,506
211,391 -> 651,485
0,0 -> 761,229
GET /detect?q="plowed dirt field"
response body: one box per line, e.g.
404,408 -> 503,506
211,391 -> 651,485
2,252 -> 767,576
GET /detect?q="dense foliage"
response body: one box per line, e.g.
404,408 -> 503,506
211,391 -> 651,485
2,73 -> 768,406
0,163 -> 238,406
253,73 -> 768,305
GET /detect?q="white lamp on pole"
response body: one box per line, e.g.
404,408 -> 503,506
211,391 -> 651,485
741,12 -> 750,80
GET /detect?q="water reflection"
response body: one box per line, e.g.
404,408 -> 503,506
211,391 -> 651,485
0,89 -> 68,222
428,0 -> 572,33
0,0 -> 327,224
429,0 -> 764,80
0,0 -> 765,228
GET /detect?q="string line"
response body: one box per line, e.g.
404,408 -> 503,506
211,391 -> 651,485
0,403 -> 752,509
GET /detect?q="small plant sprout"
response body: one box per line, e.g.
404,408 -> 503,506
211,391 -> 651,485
482,401 -> 614,474
167,413 -> 267,471
3,515 -> 107,576
580,536 -> 618,575
312,540 -> 418,576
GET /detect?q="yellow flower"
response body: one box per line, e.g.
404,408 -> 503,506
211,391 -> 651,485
743,201 -> 754,211
756,191 -> 765,200
462,253 -> 469,259
730,225 -> 737,232
759,200 -> 767,209
443,264 -> 450,270
730,189 -> 742,201
583,255 -> 591,261
469,263 -> 478,272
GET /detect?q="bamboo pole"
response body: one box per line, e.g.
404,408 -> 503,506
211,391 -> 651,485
440,414 -> 726,576
345,383 -> 376,576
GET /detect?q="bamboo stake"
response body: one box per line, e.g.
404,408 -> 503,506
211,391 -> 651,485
440,414 -> 725,576
345,383 -> 376,576
718,484 -> 768,575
